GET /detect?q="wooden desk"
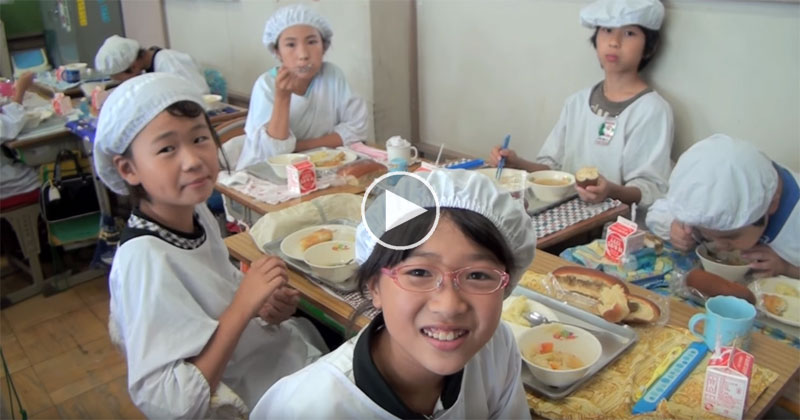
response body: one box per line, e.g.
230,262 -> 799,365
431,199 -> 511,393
536,202 -> 630,249
216,182 -> 365,215
225,231 -> 799,418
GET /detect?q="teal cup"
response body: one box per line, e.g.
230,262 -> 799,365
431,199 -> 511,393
688,295 -> 755,350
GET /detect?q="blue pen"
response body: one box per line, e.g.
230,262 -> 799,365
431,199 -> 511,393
495,134 -> 511,180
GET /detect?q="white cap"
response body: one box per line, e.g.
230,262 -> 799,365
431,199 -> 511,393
580,0 -> 665,30
355,170 -> 537,297
95,35 -> 140,75
93,73 -> 205,195
667,134 -> 778,231
262,4 -> 333,58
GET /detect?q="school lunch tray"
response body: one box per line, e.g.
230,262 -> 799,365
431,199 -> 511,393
260,219 -> 360,294
526,192 -> 579,216
510,286 -> 639,399
245,162 -> 286,185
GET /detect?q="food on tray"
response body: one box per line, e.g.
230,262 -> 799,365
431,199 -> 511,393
310,151 -> 346,168
550,267 -> 631,322
575,166 -> 599,188
686,269 -> 755,304
624,294 -> 661,323
502,295 -> 532,327
496,173 -> 525,191
337,160 -> 388,186
525,347 -> 585,371
762,294 -> 787,316
299,228 -> 334,251
775,283 -> 799,298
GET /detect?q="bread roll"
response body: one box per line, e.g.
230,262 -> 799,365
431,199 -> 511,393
299,228 -> 334,251
551,267 -> 631,322
685,269 -> 755,304
762,294 -> 787,316
624,294 -> 661,323
337,160 -> 388,186
576,166 -> 599,188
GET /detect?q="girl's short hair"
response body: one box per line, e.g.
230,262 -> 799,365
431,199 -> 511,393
590,26 -> 661,71
347,208 -> 515,334
122,100 -> 230,205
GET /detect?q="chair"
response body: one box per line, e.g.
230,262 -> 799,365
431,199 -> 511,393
214,116 -> 246,144
0,190 -> 45,305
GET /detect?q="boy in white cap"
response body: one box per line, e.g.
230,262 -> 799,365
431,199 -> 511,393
93,73 -> 325,417
489,0 -> 673,216
235,4 -> 369,170
647,134 -> 799,278
94,35 -> 209,94
252,170 -> 535,418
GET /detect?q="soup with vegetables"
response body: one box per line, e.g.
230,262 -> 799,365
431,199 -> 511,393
533,178 -> 570,186
524,343 -> 584,371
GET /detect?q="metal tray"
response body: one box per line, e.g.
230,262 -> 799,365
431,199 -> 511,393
510,286 -> 639,399
244,162 -> 287,185
259,219 -> 360,294
526,192 -> 579,216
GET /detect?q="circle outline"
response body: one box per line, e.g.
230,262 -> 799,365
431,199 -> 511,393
360,171 -> 441,251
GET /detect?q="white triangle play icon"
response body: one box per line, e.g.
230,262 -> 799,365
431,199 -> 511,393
385,190 -> 427,231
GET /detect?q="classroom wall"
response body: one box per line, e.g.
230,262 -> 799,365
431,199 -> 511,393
416,0 -> 800,171
121,0 -> 168,48
163,0 -> 377,141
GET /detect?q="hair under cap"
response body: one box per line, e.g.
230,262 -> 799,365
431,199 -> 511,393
355,170 -> 537,298
666,134 -> 778,231
94,35 -> 140,75
580,0 -> 665,30
93,73 -> 206,195
262,4 -> 333,58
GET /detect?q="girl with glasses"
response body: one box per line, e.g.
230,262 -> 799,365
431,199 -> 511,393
251,170 -> 537,418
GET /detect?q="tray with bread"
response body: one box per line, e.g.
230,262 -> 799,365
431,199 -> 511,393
505,286 -> 639,399
748,276 -> 800,328
302,147 -> 359,173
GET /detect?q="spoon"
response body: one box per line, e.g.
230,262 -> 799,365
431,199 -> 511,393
523,311 -> 617,341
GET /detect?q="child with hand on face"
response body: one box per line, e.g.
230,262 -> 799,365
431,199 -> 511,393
236,4 -> 369,170
489,0 -> 673,218
251,170 -> 537,419
93,73 -> 326,418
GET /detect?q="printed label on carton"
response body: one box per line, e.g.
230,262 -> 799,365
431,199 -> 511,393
287,160 -> 316,195
702,346 -> 754,420
604,216 -> 645,262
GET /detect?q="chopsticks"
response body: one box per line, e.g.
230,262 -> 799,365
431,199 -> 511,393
495,134 -> 511,180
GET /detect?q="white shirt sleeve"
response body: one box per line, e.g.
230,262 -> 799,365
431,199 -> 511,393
154,49 -> 210,94
645,197 -> 675,241
491,324 -> 532,419
0,103 -> 27,141
535,100 -> 569,170
112,245 -> 218,419
620,95 -> 674,208
237,73 -> 297,170
331,71 -> 369,146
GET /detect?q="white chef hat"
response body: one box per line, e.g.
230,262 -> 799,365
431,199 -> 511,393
262,4 -> 333,58
666,134 -> 778,231
355,170 -> 537,297
93,73 -> 205,195
580,0 -> 665,30
95,35 -> 141,75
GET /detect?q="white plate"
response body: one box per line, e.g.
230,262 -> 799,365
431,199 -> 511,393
280,224 -> 357,261
303,149 -> 358,171
748,276 -> 800,327
502,296 -> 560,339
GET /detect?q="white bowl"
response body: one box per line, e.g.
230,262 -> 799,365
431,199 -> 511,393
475,168 -> 528,200
303,240 -> 358,283
527,170 -> 576,202
517,323 -> 602,388
267,153 -> 310,178
202,94 -> 222,108
280,224 -> 357,261
696,244 -> 750,282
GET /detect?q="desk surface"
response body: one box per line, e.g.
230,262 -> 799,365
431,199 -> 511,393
215,181 -> 365,215
225,231 -> 799,418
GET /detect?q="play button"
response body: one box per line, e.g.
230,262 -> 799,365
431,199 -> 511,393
361,171 -> 440,251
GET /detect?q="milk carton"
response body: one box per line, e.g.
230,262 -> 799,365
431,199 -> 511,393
604,216 -> 645,263
51,93 -> 73,116
702,346 -> 754,420
286,159 -> 317,195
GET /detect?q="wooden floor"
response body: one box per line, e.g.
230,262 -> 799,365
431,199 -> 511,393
1,273 -> 143,419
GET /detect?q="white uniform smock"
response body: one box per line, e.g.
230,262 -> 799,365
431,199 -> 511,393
250,318 -> 530,419
236,62 -> 368,170
153,49 -> 209,95
109,204 -> 322,418
536,86 -> 674,208
1,103 -> 40,199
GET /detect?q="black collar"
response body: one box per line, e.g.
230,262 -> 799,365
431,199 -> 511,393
145,46 -> 162,73
353,313 -> 464,419
120,207 -> 205,250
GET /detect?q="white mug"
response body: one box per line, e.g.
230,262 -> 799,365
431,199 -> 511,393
387,144 -> 418,162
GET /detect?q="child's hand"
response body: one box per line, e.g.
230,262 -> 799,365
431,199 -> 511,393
274,66 -> 299,98
488,146 -> 518,167
234,256 -> 287,318
258,286 -> 301,325
576,174 -> 612,203
742,244 -> 798,278
13,72 -> 34,104
669,221 -> 696,252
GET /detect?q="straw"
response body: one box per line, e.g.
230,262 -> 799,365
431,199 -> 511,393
434,143 -> 445,167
